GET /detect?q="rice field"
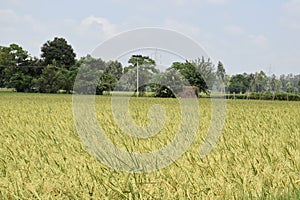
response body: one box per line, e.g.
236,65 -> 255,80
0,92 -> 299,199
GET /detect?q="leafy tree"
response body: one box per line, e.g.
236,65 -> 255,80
34,65 -> 62,93
216,61 -> 226,92
73,55 -> 123,95
151,68 -> 186,98
97,73 -> 117,95
192,57 -> 216,90
216,61 -> 226,81
286,81 -> 293,93
279,74 -> 287,92
9,72 -> 33,92
153,57 -> 216,97
41,37 -> 76,68
73,55 -> 106,94
0,44 -> 30,67
0,69 -> 4,87
170,60 -> 209,94
252,71 -> 268,92
98,60 -> 123,94
106,60 -> 123,80
0,44 -> 32,90
228,74 -> 250,93
55,66 -> 78,93
286,73 -> 299,93
270,74 -> 282,92
120,55 -> 158,95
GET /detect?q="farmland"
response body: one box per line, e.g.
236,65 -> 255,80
0,92 -> 299,199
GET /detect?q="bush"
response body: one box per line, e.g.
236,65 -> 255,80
223,92 -> 300,101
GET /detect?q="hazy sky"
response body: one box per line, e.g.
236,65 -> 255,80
1,0 -> 299,75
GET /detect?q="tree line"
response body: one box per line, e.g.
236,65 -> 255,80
0,37 -> 299,98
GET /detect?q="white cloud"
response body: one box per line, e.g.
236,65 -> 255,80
81,16 -> 117,37
0,9 -> 46,53
0,11 -> 119,57
0,9 -> 45,32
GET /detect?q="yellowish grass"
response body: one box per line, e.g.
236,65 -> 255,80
0,93 -> 299,199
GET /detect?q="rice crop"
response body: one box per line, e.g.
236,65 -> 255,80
0,92 -> 299,199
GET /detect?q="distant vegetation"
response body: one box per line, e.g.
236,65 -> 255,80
0,37 -> 299,99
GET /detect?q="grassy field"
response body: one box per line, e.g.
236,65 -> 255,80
0,92 -> 299,199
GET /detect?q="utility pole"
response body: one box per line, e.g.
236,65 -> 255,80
132,55 -> 142,97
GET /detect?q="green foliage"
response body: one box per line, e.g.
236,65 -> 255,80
41,37 -> 76,68
0,44 -> 33,90
225,92 -> 300,101
119,55 -> 158,95
98,60 -> 123,94
228,74 -> 250,93
151,58 -> 215,98
192,57 -> 216,90
270,74 -> 282,92
73,55 -> 105,94
73,55 -> 123,95
216,61 -> 226,81
169,60 -> 209,94
0,44 -> 31,67
9,72 -> 33,92
253,71 -> 268,92
127,55 -> 156,69
34,65 -> 63,93
216,61 -> 226,92
1,40 -> 299,98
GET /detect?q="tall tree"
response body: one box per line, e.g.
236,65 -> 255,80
41,37 -> 76,68
98,60 -> 123,94
120,55 -> 158,94
0,44 -> 32,90
298,79 -> 300,93
228,73 -> 251,94
216,61 -> 226,92
73,55 -> 123,95
253,71 -> 268,92
34,64 -> 62,93
151,68 -> 186,98
73,55 -> 106,94
216,61 -> 226,81
170,61 -> 208,94
192,57 -> 216,90
270,74 -> 282,92
168,57 -> 216,94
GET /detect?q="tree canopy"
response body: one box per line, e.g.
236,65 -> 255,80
41,37 -> 76,68
0,37 -> 299,97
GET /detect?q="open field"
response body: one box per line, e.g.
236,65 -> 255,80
0,92 -> 299,199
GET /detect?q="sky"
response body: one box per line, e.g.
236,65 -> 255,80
0,0 -> 300,75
